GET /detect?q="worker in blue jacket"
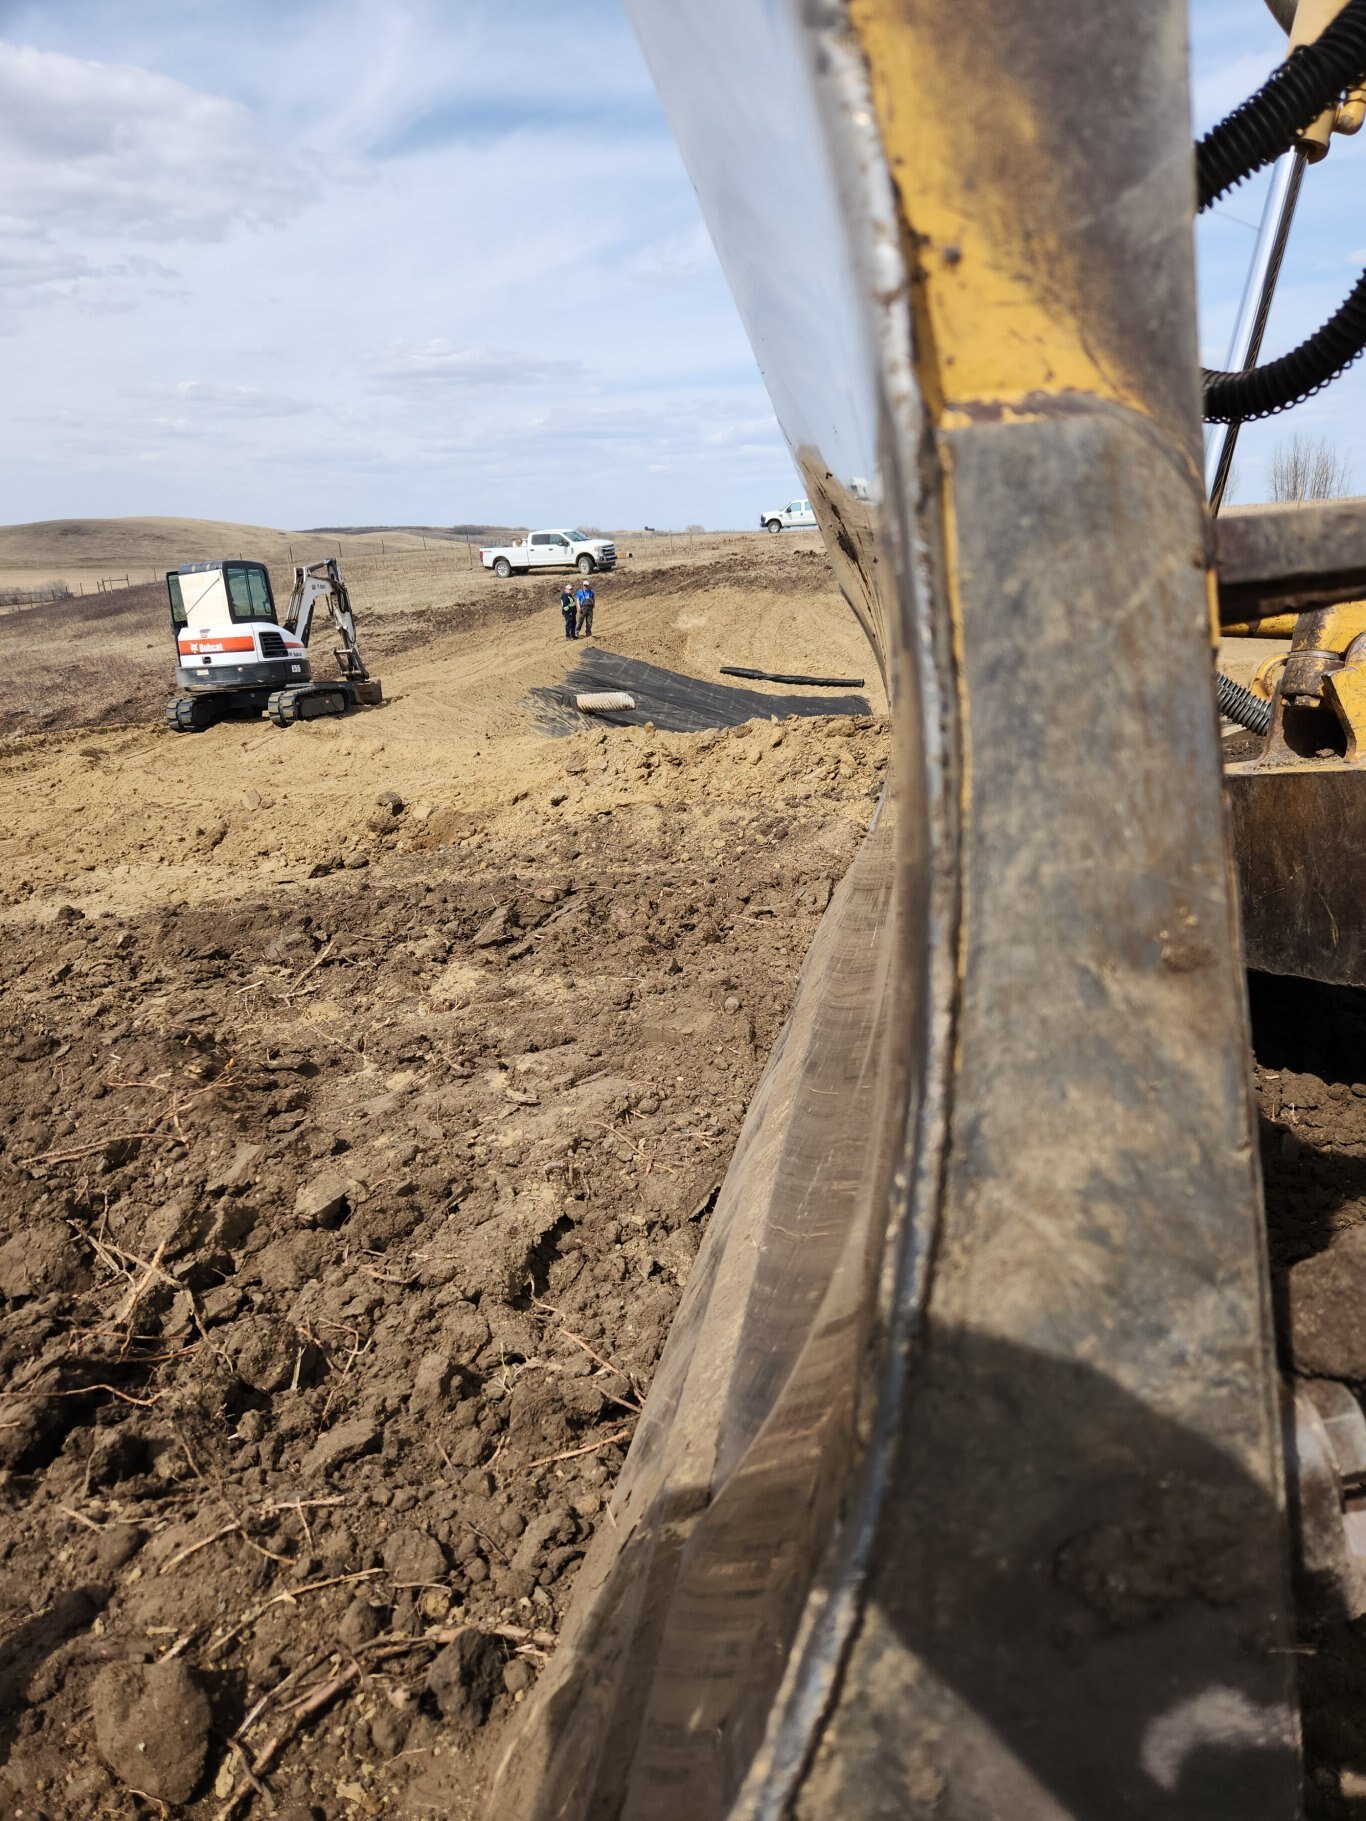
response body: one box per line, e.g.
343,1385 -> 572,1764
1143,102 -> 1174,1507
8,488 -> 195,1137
575,580 -> 595,638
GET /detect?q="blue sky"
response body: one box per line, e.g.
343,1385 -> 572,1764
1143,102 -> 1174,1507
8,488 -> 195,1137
0,0 -> 1361,527
1192,0 -> 1366,501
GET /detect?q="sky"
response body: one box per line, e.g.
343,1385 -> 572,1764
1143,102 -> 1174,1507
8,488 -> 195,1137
0,0 -> 1362,529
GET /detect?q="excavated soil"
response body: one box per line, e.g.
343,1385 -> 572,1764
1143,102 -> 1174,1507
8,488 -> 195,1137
0,544 -> 886,1819
5,535 -> 1366,1816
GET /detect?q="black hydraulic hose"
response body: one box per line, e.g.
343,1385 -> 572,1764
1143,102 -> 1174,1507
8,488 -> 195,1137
1217,670 -> 1272,737
1203,267 -> 1366,420
1196,0 -> 1366,209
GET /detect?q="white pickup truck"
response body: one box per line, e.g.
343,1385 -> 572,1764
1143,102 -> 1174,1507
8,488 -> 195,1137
760,497 -> 818,533
480,528 -> 617,578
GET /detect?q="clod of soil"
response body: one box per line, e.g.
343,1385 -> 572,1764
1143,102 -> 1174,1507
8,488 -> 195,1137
91,1658 -> 211,1803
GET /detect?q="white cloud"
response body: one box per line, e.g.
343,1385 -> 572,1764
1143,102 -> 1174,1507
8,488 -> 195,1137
0,42 -> 314,246
144,381 -> 314,420
372,343 -> 585,391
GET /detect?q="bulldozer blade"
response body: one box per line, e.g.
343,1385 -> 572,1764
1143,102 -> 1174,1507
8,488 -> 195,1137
1228,762 -> 1366,985
491,2 -> 1299,1817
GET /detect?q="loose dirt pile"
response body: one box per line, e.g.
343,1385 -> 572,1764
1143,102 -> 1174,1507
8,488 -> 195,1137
0,539 -> 886,1819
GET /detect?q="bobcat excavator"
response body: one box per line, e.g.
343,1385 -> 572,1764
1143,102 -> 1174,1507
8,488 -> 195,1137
164,556 -> 381,731
486,1 -> 1366,1818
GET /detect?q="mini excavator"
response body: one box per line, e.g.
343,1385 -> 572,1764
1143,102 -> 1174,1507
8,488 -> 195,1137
164,557 -> 382,732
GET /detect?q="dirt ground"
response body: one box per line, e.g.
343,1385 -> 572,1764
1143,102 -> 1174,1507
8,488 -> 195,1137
0,535 -> 883,1819
3,523 -> 1365,1817
1251,973 -> 1366,1819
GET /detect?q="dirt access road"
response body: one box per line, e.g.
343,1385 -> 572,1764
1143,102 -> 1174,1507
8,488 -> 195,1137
0,536 -> 887,1819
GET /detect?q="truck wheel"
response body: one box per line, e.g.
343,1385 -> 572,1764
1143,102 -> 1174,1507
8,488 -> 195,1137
765,519 -> 783,534
577,554 -> 596,574
494,557 -> 512,578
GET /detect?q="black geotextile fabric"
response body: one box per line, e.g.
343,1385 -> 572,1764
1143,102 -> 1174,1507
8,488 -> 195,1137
526,647 -> 870,736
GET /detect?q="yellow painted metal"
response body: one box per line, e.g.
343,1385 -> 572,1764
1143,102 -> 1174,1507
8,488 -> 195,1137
1323,665 -> 1366,758
1301,600 -> 1366,652
1223,613 -> 1299,639
1254,653 -> 1288,701
1290,0 -> 1356,156
1262,601 -> 1366,756
846,0 -> 1145,424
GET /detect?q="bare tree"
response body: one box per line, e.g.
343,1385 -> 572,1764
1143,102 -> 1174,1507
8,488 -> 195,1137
1270,432 -> 1353,504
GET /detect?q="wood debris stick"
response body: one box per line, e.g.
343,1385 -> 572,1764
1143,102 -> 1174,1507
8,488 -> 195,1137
21,1073 -> 228,1166
21,1124 -> 169,1166
204,1568 -> 382,1662
161,1521 -> 246,1574
219,1620 -> 561,1814
40,1383 -> 162,1409
283,936 -> 336,1000
531,1301 -> 643,1412
58,1503 -> 106,1533
224,1738 -> 270,1807
114,1236 -> 169,1327
524,1424 -> 637,1471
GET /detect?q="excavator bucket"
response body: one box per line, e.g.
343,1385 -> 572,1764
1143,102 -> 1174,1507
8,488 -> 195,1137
491,2 -> 1301,1815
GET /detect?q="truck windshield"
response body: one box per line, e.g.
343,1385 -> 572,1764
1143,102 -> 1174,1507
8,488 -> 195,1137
569,530 -> 593,542
223,562 -> 276,623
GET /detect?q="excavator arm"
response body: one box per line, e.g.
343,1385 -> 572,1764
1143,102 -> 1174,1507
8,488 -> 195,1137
265,558 -> 381,726
282,559 -> 372,684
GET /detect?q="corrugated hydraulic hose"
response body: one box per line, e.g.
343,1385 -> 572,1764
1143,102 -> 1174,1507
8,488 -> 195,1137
1196,0 -> 1366,208
1195,0 -> 1366,423
1203,268 -> 1366,420
1217,670 -> 1273,736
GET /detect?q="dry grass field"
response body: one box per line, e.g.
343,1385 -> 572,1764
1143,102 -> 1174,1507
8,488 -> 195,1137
0,517 -> 806,608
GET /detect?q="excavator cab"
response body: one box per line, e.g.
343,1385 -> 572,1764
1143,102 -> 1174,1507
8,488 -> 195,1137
166,561 -> 278,638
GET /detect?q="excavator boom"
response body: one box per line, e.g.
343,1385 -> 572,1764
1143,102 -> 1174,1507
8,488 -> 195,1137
283,558 -> 371,684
